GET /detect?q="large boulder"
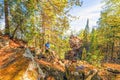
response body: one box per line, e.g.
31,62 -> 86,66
65,35 -> 83,60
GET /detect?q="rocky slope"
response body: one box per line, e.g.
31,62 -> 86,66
0,35 -> 120,80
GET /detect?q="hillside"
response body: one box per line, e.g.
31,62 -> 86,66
0,35 -> 120,80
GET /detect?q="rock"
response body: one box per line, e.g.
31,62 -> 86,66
107,68 -> 120,74
65,35 -> 83,60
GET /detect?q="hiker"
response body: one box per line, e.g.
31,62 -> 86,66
45,42 -> 51,61
45,42 -> 50,53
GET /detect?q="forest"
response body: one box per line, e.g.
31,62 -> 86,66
0,0 -> 120,80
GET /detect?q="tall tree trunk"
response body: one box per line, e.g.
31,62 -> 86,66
111,42 -> 114,60
106,43 -> 109,61
41,12 -> 45,53
4,0 -> 10,36
11,19 -> 23,39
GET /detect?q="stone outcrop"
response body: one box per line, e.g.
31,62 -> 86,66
65,35 -> 83,60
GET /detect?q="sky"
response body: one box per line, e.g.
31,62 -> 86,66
0,0 -> 4,30
0,16 -> 4,30
68,0 -> 103,34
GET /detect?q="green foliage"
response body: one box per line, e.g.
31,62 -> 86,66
2,0 -> 81,57
87,50 -> 103,67
97,0 -> 120,60
82,48 -> 86,60
78,0 -> 120,64
50,36 -> 70,59
0,1 -> 4,18
83,19 -> 89,45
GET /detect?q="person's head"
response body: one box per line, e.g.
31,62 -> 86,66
47,41 -> 49,44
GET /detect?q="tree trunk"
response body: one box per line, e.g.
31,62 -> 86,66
4,0 -> 10,36
111,42 -> 114,60
10,18 -> 23,39
41,12 -> 45,53
106,43 -> 109,61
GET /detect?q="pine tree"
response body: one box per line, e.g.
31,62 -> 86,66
4,0 -> 10,36
83,19 -> 89,52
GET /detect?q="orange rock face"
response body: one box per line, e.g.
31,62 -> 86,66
0,35 -> 30,80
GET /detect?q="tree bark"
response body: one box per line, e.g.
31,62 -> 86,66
41,12 -> 45,53
11,19 -> 23,39
111,42 -> 114,60
4,0 -> 10,36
